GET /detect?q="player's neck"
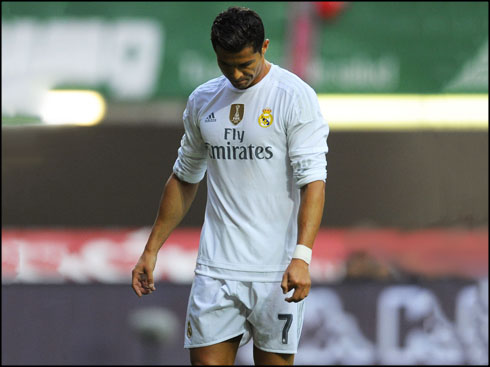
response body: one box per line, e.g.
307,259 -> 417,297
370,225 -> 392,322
250,60 -> 271,87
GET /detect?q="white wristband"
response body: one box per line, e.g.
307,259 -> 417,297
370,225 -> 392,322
292,244 -> 312,265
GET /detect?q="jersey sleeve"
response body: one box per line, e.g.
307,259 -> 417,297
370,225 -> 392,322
286,87 -> 329,188
172,94 -> 208,183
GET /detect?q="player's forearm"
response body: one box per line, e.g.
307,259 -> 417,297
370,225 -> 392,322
144,173 -> 199,254
296,180 -> 325,249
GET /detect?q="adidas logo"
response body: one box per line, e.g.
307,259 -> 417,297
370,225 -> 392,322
204,112 -> 216,123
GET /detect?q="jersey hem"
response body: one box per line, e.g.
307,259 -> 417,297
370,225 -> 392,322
194,268 -> 285,283
196,259 -> 290,272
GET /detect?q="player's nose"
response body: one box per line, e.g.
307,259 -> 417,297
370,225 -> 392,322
231,68 -> 243,81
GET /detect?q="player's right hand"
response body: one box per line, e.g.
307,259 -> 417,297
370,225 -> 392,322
131,251 -> 157,297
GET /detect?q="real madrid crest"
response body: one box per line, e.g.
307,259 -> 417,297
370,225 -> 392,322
258,108 -> 273,128
187,321 -> 192,338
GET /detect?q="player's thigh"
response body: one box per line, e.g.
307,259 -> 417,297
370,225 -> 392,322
190,335 -> 242,365
253,345 -> 294,365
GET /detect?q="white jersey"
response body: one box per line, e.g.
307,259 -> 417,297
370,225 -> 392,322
173,63 -> 329,282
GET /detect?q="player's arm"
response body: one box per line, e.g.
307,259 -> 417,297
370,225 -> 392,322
297,179 -> 325,248
131,173 -> 199,297
281,179 -> 325,302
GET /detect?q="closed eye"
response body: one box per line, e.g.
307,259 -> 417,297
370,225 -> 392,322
238,61 -> 254,67
219,60 -> 254,68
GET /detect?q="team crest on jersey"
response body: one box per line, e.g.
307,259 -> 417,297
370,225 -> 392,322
258,108 -> 273,128
229,104 -> 244,125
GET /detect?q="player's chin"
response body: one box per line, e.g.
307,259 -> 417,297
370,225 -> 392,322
231,79 -> 251,89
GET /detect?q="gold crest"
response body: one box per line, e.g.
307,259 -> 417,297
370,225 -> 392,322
258,108 -> 273,128
187,321 -> 192,338
229,104 -> 244,125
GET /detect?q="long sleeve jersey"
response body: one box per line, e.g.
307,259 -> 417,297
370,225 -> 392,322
173,63 -> 329,282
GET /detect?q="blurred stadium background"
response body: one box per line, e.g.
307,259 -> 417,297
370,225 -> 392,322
2,1 -> 488,365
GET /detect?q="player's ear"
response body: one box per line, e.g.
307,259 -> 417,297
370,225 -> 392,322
261,39 -> 270,55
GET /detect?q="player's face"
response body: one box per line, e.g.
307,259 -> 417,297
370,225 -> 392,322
215,40 -> 270,90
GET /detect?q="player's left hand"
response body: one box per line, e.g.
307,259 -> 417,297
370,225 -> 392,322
281,258 -> 311,303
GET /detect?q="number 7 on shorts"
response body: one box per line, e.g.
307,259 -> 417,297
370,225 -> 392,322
278,314 -> 293,344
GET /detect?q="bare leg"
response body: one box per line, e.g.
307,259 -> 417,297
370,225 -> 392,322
190,335 -> 242,365
253,345 -> 295,365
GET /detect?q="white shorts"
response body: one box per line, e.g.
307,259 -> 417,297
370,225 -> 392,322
184,273 -> 306,354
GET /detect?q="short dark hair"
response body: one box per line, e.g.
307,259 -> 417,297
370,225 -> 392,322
211,6 -> 265,54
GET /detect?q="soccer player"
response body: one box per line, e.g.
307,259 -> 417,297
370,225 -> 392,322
131,6 -> 329,365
